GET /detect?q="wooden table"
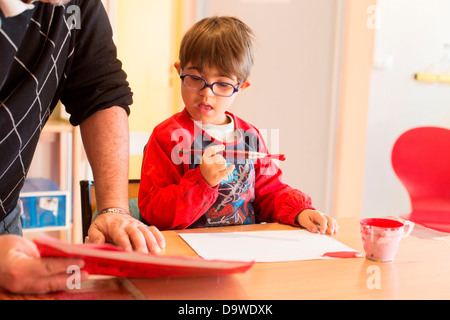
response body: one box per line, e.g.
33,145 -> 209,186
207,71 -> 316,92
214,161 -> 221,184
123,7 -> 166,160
2,218 -> 450,300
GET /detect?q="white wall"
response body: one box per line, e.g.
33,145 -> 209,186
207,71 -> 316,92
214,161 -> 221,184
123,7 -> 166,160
200,0 -> 342,214
362,0 -> 450,218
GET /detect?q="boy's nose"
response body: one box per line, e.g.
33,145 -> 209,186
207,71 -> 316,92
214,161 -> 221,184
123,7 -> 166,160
199,86 -> 215,97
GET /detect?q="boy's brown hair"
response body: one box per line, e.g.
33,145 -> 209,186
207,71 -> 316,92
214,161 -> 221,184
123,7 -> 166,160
179,16 -> 255,83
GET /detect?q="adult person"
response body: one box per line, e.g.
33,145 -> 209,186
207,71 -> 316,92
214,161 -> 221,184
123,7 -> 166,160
0,0 -> 165,294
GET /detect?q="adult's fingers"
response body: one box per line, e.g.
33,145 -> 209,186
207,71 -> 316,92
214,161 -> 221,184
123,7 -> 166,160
123,225 -> 149,254
128,225 -> 166,254
21,269 -> 89,295
108,221 -> 134,252
3,254 -> 87,294
7,244 -> 86,278
36,257 -> 86,278
88,224 -> 106,244
145,226 -> 166,252
38,270 -> 89,294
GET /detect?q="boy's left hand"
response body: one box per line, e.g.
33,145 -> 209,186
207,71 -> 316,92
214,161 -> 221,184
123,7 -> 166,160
296,210 -> 338,235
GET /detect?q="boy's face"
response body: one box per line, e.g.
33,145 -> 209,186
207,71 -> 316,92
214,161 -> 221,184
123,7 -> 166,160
175,62 -> 250,125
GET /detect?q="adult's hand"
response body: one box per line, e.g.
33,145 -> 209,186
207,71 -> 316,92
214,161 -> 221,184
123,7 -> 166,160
0,235 -> 88,294
88,213 -> 166,254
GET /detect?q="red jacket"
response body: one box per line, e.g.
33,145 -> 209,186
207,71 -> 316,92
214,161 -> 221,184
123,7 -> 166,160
138,109 -> 315,230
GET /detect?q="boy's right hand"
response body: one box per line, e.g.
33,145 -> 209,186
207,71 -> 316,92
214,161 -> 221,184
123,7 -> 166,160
200,145 -> 235,187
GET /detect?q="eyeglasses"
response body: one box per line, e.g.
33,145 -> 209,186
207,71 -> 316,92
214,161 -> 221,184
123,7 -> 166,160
180,73 -> 241,97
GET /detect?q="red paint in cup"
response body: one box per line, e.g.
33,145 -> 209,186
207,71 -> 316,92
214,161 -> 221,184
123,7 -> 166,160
360,218 -> 414,262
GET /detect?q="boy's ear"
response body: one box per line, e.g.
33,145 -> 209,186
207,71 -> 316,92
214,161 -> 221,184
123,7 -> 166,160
239,79 -> 251,91
174,61 -> 181,75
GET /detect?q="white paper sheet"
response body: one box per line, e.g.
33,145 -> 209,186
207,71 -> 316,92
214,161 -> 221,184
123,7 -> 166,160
179,229 -> 360,262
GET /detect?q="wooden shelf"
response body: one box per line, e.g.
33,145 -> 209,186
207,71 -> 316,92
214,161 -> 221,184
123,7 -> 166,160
24,119 -> 83,243
23,225 -> 71,234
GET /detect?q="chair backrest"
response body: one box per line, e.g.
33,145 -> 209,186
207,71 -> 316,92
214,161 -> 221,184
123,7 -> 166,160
391,127 -> 450,231
80,180 -> 141,241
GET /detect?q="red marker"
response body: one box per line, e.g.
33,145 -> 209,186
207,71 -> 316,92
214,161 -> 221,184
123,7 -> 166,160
179,149 -> 286,161
322,251 -> 363,259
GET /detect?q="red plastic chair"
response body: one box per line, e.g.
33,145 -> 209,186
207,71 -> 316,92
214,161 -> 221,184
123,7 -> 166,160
391,127 -> 450,233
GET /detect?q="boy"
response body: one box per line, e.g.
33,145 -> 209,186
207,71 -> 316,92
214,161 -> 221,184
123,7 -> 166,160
138,16 -> 338,235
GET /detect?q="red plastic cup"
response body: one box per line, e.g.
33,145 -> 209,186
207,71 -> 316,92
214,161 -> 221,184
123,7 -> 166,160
360,218 -> 414,262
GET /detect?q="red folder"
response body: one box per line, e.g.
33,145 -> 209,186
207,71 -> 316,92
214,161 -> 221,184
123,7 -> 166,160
34,235 -> 254,278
